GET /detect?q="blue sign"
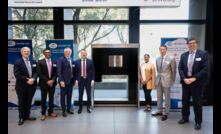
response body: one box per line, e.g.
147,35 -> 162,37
8,39 -> 33,64
45,40 -> 74,61
8,39 -> 33,107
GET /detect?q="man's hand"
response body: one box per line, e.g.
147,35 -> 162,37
91,80 -> 94,87
27,78 -> 34,85
75,80 -> 78,87
60,81 -> 65,88
47,80 -> 54,87
184,78 -> 191,85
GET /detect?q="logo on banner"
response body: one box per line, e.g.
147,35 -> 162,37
8,41 -> 16,47
49,43 -> 57,49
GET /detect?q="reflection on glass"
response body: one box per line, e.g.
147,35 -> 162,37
64,8 -> 128,20
94,75 -> 128,101
108,55 -> 123,67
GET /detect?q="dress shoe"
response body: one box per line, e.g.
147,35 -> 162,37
18,118 -> 24,125
62,111 -> 67,117
152,112 -> 162,116
40,115 -> 46,121
78,108 -> 82,114
194,123 -> 201,130
25,117 -> 36,120
67,110 -> 74,114
48,112 -> 57,117
178,118 -> 189,124
87,106 -> 92,113
161,115 -> 167,121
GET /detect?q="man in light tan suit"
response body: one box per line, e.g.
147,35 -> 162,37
139,54 -> 156,112
152,45 -> 176,121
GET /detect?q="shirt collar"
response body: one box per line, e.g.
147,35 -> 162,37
189,50 -> 197,54
22,57 -> 29,61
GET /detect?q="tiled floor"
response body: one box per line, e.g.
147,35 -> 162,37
8,106 -> 213,134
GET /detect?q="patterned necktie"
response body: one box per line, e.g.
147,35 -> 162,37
25,59 -> 32,77
159,57 -> 164,72
188,52 -> 195,76
82,60 -> 86,78
47,59 -> 52,78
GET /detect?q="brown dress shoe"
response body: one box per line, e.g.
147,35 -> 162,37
49,112 -> 57,117
40,115 -> 46,121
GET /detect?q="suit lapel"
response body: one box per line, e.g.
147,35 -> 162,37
44,59 -> 50,77
21,59 -> 30,76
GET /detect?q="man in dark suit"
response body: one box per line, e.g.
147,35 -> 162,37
178,38 -> 209,130
57,47 -> 75,117
13,47 -> 38,125
75,49 -> 95,114
37,49 -> 57,120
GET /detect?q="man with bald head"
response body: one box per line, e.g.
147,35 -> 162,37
13,47 -> 38,125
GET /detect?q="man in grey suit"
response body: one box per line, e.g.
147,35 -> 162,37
152,45 -> 177,121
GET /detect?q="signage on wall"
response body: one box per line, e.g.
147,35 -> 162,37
9,0 -> 180,7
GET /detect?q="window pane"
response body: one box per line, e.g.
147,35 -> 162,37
64,24 -> 129,59
64,8 -> 128,20
8,8 -> 53,20
140,0 -> 206,20
140,0 -> 189,20
139,24 -> 205,101
8,25 -> 54,60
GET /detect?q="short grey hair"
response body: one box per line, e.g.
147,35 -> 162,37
64,47 -> 72,54
20,47 -> 30,54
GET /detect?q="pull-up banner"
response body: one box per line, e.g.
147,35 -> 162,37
45,39 -> 75,107
8,39 -> 33,107
9,0 -> 180,7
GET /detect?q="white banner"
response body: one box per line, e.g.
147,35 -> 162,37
9,0 -> 180,7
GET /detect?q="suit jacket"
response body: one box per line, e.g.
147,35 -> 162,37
13,58 -> 38,90
178,49 -> 209,86
155,55 -> 177,88
57,56 -> 75,85
138,62 -> 156,89
75,59 -> 95,82
37,59 -> 57,87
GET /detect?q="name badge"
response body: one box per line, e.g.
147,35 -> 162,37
195,58 -> 202,61
53,64 -> 56,67
165,61 -> 169,64
32,64 -> 36,67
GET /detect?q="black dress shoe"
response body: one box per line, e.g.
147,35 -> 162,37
25,117 -> 36,120
18,118 -> 24,125
161,115 -> 167,121
152,112 -> 162,116
67,110 -> 74,114
78,108 -> 82,114
194,123 -> 201,130
178,118 -> 189,124
62,111 -> 67,117
87,107 -> 92,113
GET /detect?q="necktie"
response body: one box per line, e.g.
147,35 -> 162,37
188,52 -> 195,76
82,60 -> 86,78
67,57 -> 73,78
159,57 -> 164,72
25,59 -> 32,77
47,59 -> 52,78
